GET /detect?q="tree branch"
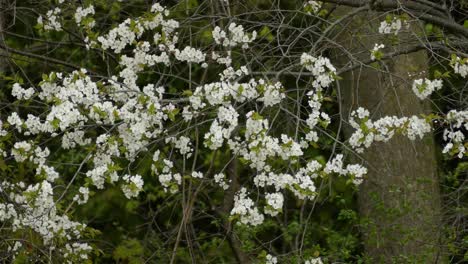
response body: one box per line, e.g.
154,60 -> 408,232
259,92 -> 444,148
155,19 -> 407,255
0,43 -> 83,71
321,0 -> 468,37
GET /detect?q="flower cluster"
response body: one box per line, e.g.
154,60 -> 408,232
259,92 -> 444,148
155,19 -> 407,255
1,4 -> 376,260
300,54 -> 335,144
214,173 -> 230,190
167,136 -> 193,157
451,55 -> 468,78
121,174 -> 144,198
37,7 -> 62,31
264,192 -> 284,216
411,78 -> 443,100
231,188 -> 264,226
0,180 -> 91,261
348,107 -> 432,152
175,46 -> 206,64
304,1 -> 323,15
442,110 -> 468,158
212,23 -> 257,49
349,107 -> 467,159
153,156 -> 183,194
73,187 -> 90,205
3,2 -> 466,262
97,4 -> 179,55
378,15 -> 407,35
250,155 -> 365,217
300,53 -> 337,90
228,111 -> 305,171
75,5 -> 95,28
266,254 -> 278,264
12,83 -> 35,100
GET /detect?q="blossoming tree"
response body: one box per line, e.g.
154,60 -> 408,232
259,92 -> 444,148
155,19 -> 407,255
0,0 -> 466,263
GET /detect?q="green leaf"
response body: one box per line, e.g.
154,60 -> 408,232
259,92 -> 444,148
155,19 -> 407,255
425,23 -> 433,34
113,239 -> 143,264
167,108 -> 180,121
259,26 -> 274,42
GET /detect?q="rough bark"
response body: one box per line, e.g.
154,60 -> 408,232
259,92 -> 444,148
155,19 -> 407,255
332,8 -> 445,263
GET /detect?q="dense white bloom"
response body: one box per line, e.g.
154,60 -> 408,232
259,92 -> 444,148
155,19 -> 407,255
73,187 -> 90,205
451,56 -> 468,78
245,111 -> 268,138
12,83 -> 35,100
7,112 -> 23,132
346,164 -> 367,185
0,180 -> 91,259
38,8 -> 62,31
412,78 -> 443,100
121,174 -> 144,198
324,154 -> 346,175
98,19 -> 141,53
406,116 -> 432,140
378,16 -> 406,35
212,23 -> 257,49
4,4 -> 466,261
47,101 -> 88,131
86,165 -> 109,189
279,134 -> 303,159
12,141 -> 32,162
155,159 -> 182,193
75,5 -> 95,27
62,130 -> 91,149
214,173 -> 230,190
231,188 -> 264,225
258,81 -> 285,107
167,136 -> 193,157
174,46 -> 206,64
265,192 -> 284,216
300,53 -> 336,90
349,108 -> 432,152
441,110 -> 468,158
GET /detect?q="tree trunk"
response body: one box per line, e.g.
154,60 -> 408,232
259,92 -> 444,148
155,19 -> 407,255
332,8 -> 445,263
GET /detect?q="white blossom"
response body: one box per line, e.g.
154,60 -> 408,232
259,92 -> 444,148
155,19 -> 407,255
265,192 -> 284,216
231,188 -> 264,226
212,23 -> 257,49
451,56 -> 468,78
75,5 -> 95,27
38,8 -> 62,31
300,53 -> 336,90
378,16 -> 407,35
121,174 -> 144,198
12,83 -> 35,100
214,173 -> 230,190
266,254 -> 278,264
412,78 -> 443,100
305,257 -> 323,264
304,1 -> 322,15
